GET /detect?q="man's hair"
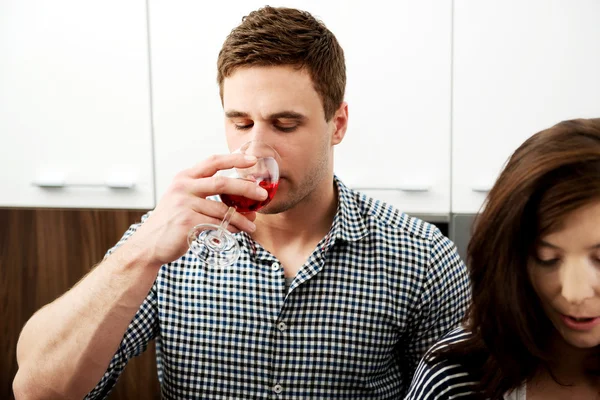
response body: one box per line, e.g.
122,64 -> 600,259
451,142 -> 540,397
217,6 -> 346,121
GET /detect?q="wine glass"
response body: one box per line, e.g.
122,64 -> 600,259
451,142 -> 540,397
187,140 -> 280,267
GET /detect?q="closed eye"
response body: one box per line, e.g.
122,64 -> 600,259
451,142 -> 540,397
275,124 -> 297,133
534,256 -> 560,267
272,114 -> 304,133
234,123 -> 253,131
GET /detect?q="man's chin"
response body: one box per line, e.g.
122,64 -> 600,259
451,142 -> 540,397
259,199 -> 292,215
258,204 -> 283,215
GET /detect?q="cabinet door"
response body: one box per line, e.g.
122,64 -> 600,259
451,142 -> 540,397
0,1 -> 154,209
452,0 -> 600,214
334,1 -> 452,216
150,0 -> 452,216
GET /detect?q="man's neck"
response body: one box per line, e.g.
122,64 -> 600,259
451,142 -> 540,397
251,177 -> 339,276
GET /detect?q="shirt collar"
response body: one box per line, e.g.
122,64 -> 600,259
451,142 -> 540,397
329,175 -> 369,243
237,175 -> 369,259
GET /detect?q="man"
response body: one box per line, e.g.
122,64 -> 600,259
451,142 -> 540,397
13,6 -> 469,399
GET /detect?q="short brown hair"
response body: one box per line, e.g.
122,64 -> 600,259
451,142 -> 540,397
433,118 -> 600,399
217,6 -> 346,121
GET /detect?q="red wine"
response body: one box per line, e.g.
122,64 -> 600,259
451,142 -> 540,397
220,180 -> 279,212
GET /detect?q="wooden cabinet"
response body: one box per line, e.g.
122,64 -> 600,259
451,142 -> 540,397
0,208 -> 160,399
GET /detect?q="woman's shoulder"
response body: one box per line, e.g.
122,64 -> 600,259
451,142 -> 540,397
404,326 -> 480,399
427,325 -> 473,353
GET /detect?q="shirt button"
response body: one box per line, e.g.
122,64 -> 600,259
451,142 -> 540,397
273,384 -> 283,394
278,321 -> 287,331
272,262 -> 279,271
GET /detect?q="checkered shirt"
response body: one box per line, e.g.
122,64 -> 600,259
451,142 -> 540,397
85,176 -> 470,399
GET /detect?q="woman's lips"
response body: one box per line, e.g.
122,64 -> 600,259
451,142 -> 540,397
560,314 -> 600,331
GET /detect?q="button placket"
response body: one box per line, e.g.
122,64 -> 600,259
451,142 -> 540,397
273,384 -> 283,394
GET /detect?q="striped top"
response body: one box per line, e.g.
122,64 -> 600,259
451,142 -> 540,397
404,327 -> 527,400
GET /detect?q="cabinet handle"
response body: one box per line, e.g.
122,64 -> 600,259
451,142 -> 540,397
471,184 -> 492,193
104,179 -> 136,189
32,180 -> 135,189
398,185 -> 431,192
31,179 -> 65,188
353,186 -> 431,193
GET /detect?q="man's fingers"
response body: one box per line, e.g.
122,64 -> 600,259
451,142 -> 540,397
185,153 -> 258,179
189,198 -> 257,233
188,175 -> 268,201
240,211 -> 257,222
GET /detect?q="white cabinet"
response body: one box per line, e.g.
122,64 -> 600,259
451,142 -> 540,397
149,0 -> 452,215
335,1 -> 452,216
0,1 -> 154,209
9,1 -> 596,215
452,0 -> 600,214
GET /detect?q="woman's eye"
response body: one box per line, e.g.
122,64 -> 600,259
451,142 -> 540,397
534,256 -> 560,267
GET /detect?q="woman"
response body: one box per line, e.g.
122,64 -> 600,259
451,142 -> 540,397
405,118 -> 600,399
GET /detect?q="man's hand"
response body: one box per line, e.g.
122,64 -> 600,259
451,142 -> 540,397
128,153 -> 268,266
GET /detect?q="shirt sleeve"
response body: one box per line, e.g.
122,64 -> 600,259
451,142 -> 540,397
84,213 -> 160,399
404,328 -> 476,400
403,228 -> 471,381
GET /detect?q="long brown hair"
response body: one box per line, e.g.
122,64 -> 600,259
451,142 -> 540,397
217,6 -> 346,121
437,118 -> 600,398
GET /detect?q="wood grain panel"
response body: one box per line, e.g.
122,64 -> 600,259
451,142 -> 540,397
0,208 -> 160,399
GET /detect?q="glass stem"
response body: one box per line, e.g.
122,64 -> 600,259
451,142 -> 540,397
215,207 -> 236,240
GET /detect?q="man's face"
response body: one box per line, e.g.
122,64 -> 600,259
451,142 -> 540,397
222,65 -> 345,214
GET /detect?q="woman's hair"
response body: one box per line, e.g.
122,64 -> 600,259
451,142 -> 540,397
435,118 -> 600,399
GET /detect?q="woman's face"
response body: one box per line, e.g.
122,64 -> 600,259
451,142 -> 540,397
528,200 -> 600,349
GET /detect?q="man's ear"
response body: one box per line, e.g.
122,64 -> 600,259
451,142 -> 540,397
330,102 -> 348,146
